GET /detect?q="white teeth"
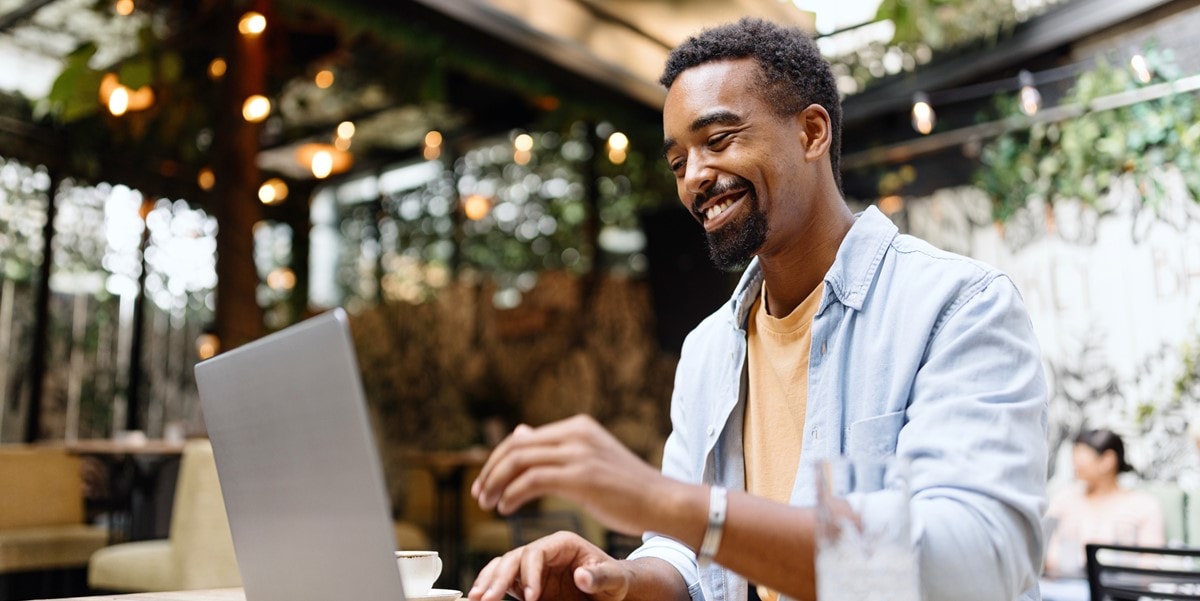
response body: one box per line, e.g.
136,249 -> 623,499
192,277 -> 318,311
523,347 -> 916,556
705,198 -> 736,220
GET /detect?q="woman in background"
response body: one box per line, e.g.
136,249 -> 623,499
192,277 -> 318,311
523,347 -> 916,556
1043,429 -> 1165,577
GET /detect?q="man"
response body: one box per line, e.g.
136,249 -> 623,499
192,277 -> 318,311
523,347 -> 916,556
469,17 -> 1047,601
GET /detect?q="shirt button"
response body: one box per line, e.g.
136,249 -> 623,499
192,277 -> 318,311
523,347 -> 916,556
821,341 -> 827,354
707,425 -> 715,437
811,427 -> 819,441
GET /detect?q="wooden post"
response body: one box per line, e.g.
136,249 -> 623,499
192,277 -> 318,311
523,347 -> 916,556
211,0 -> 269,350
24,167 -> 59,443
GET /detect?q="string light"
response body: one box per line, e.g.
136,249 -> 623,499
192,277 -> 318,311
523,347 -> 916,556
1130,53 -> 1153,84
463,194 -> 491,220
1018,70 -> 1041,116
911,92 -> 935,135
315,69 -> 334,89
197,167 -> 215,191
878,195 -> 905,215
266,267 -> 296,291
607,131 -> 629,165
242,95 -> 271,122
114,0 -> 133,16
258,178 -> 289,204
238,12 -> 267,36
311,150 -> 333,178
208,58 -> 227,80
513,133 -> 534,165
195,333 -> 220,360
295,143 -> 352,179
424,130 -> 442,161
108,86 -> 129,116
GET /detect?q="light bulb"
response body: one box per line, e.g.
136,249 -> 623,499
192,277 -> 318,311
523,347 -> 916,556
311,150 -> 333,179
608,131 -> 629,152
242,95 -> 271,122
238,12 -> 267,36
1018,70 -> 1041,116
1130,53 -> 1152,84
911,92 -> 935,135
108,86 -> 130,116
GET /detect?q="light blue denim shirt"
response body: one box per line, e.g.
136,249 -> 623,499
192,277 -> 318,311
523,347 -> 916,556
627,206 -> 1048,601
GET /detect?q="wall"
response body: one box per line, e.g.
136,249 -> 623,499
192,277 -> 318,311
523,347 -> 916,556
893,169 -> 1200,487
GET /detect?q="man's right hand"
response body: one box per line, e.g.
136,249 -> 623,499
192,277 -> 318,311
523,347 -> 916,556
468,531 -> 631,601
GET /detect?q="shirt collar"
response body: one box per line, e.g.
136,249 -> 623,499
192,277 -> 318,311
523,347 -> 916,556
727,205 -> 898,327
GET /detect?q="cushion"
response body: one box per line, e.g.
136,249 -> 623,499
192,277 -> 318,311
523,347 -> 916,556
87,540 -> 175,592
0,524 -> 108,573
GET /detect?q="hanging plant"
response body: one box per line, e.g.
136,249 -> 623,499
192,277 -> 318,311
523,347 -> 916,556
975,46 -> 1200,222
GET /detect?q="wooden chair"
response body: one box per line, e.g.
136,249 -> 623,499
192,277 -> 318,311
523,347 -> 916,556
0,446 -> 108,576
1085,543 -> 1200,600
88,440 -> 241,592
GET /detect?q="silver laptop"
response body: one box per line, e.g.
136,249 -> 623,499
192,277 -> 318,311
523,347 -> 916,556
195,308 -> 407,601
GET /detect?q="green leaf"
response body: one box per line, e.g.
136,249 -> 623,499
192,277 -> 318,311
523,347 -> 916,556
119,57 -> 154,89
160,52 -> 184,83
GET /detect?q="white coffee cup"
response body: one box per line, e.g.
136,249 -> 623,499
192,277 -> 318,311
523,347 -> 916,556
395,550 -> 442,597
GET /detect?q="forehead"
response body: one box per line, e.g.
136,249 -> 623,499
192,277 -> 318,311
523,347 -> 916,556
663,58 -> 765,127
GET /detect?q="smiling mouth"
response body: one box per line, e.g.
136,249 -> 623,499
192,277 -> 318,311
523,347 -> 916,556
700,189 -> 747,227
705,196 -> 738,221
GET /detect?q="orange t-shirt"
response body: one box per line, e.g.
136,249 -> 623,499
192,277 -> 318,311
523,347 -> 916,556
744,282 -> 823,601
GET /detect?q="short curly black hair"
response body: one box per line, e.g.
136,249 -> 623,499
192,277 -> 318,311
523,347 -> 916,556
660,17 -> 843,193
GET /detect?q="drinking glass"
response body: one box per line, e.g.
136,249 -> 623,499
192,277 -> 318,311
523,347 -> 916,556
814,457 -> 920,601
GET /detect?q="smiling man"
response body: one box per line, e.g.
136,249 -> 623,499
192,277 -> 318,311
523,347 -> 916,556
469,18 -> 1047,601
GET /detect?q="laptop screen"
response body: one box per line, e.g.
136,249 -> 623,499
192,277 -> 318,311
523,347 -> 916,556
196,308 -> 407,601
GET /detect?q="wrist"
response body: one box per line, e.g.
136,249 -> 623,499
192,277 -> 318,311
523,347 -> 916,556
658,480 -> 709,550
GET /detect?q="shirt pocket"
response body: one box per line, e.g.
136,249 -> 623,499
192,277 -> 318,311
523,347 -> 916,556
846,410 -> 905,458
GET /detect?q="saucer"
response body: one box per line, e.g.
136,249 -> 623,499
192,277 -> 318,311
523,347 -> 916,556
406,588 -> 461,601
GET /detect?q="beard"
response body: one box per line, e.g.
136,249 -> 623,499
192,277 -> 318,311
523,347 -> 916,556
696,177 -> 768,271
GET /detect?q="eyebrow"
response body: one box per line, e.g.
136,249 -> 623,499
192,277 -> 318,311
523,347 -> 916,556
662,110 -> 745,158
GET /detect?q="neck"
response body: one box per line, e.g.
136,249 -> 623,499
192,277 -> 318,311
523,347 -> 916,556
757,198 -> 854,317
1085,476 -> 1120,496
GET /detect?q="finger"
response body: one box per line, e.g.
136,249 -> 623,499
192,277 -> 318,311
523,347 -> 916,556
468,556 -> 503,601
473,424 -> 539,499
574,562 -> 626,597
473,417 -> 599,506
518,543 -> 547,601
478,445 -> 574,512
495,463 -> 576,515
481,548 -> 526,601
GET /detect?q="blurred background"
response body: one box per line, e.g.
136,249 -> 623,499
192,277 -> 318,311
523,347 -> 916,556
0,0 -> 1199,597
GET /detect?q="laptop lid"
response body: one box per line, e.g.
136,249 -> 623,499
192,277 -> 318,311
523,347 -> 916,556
195,308 -> 405,601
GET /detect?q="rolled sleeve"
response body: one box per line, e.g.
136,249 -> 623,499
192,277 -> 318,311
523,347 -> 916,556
627,535 -> 704,601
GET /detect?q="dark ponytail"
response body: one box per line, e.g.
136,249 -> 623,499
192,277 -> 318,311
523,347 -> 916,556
1075,429 -> 1134,474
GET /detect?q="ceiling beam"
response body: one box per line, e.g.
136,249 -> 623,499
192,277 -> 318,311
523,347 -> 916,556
407,0 -> 666,109
841,0 -> 1183,126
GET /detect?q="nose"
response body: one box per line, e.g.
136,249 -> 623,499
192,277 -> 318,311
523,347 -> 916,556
682,155 -> 715,201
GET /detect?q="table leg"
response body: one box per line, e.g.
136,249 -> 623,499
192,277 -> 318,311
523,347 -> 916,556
430,465 -> 467,590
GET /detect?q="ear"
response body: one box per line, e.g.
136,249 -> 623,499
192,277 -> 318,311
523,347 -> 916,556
797,104 -> 833,162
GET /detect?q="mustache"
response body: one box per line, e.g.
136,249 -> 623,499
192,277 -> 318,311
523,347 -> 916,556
693,177 -> 754,220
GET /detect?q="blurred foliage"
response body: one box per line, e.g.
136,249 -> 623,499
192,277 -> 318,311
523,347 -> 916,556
975,47 -> 1200,222
329,121 -> 671,309
0,159 -> 51,282
828,0 -> 1065,96
1177,330 -> 1200,409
